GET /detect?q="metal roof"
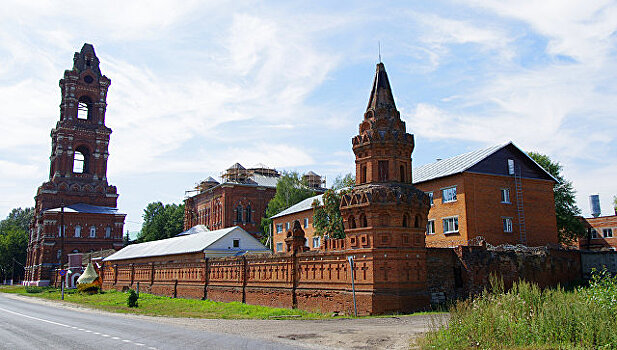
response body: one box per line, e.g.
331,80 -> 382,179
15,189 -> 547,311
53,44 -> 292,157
412,143 -> 508,183
104,226 -> 254,261
44,203 -> 123,215
175,224 -> 209,236
271,194 -> 324,219
412,142 -> 558,184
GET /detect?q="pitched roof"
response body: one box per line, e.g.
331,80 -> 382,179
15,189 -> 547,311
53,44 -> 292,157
44,203 -> 122,215
412,142 -> 559,183
271,194 -> 324,219
204,176 -> 219,183
104,226 -> 256,261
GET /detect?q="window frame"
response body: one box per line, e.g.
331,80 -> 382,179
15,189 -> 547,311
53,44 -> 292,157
603,228 -> 614,238
233,239 -> 240,248
303,218 -> 309,229
442,216 -> 459,234
312,236 -> 321,248
590,228 -> 598,239
501,188 -> 511,204
74,225 -> 81,238
89,226 -> 96,238
427,192 -> 434,206
276,242 -> 283,252
426,220 -> 435,235
275,223 -> 283,234
502,217 -> 513,233
441,186 -> 457,203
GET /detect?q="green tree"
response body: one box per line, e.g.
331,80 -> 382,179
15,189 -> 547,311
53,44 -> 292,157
0,207 -> 33,282
528,152 -> 585,243
136,202 -> 185,243
613,195 -> 617,213
312,189 -> 345,238
331,173 -> 355,190
260,172 -> 316,243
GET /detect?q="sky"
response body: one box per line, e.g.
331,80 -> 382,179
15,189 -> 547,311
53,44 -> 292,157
1,0 -> 616,234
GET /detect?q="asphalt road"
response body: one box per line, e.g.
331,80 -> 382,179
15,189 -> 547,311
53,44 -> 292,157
0,293 -> 307,350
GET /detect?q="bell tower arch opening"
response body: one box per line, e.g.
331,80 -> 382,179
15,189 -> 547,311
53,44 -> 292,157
73,146 -> 90,174
77,96 -> 93,120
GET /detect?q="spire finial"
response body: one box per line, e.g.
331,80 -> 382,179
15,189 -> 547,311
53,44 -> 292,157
378,41 -> 381,63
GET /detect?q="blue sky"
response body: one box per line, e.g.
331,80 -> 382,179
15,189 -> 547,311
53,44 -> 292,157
1,0 -> 616,233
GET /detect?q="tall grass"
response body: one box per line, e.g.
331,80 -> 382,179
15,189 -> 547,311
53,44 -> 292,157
420,269 -> 617,349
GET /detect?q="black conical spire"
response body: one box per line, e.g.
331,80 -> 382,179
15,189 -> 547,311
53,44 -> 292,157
366,63 -> 396,111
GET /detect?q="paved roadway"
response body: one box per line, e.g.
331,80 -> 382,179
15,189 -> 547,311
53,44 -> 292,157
0,294 -> 307,350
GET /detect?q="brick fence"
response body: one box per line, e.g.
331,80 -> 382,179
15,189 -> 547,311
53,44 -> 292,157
102,243 -> 587,315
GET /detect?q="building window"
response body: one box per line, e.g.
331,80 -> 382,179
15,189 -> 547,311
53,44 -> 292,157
236,205 -> 243,223
400,165 -> 405,182
442,187 -> 457,203
508,159 -> 515,175
276,243 -> 283,252
73,146 -> 90,174
378,160 -> 389,182
58,225 -> 66,237
276,224 -> 283,234
361,166 -> 367,183
312,236 -> 321,248
89,226 -> 96,238
604,228 -> 614,238
285,222 -> 290,230
233,239 -> 240,248
503,217 -> 513,233
591,229 -> 598,239
349,215 -> 356,229
443,217 -> 459,234
501,188 -> 511,203
303,218 -> 309,228
427,192 -> 434,206
105,226 -> 111,238
245,205 -> 252,223
426,220 -> 435,235
402,214 -> 408,227
74,225 -> 81,238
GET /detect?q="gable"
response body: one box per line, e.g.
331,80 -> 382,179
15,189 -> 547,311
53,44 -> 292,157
467,143 -> 555,181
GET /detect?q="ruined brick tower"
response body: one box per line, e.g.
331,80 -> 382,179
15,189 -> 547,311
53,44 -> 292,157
24,44 -> 125,286
339,62 -> 430,313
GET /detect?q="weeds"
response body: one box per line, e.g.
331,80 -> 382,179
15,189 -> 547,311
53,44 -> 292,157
420,269 -> 617,349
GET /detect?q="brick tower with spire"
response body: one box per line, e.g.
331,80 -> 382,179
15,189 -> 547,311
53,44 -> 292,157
24,44 -> 125,286
339,62 -> 430,313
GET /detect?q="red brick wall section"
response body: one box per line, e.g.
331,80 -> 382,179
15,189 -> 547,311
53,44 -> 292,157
426,246 -> 581,302
578,215 -> 617,250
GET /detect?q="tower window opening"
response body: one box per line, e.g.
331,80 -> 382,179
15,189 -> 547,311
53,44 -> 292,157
361,166 -> 367,183
349,215 -> 356,229
73,146 -> 90,174
402,214 -> 408,227
245,205 -> 252,223
236,205 -> 243,223
77,96 -> 93,120
378,161 -> 389,182
400,165 -> 405,182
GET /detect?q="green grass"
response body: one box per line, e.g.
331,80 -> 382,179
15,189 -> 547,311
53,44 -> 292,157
418,270 -> 617,349
0,286 -> 328,319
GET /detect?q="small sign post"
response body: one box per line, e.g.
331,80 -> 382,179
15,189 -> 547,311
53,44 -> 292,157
59,269 -> 66,300
347,256 -> 358,317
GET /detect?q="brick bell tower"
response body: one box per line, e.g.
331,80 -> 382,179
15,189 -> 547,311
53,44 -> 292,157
24,44 -> 125,286
339,62 -> 430,313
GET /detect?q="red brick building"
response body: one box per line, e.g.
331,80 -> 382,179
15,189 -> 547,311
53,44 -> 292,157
414,142 -> 559,247
24,44 -> 126,286
578,215 -> 617,250
183,164 -> 325,237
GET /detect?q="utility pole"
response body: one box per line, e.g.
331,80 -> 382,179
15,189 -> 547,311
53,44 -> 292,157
60,202 -> 65,300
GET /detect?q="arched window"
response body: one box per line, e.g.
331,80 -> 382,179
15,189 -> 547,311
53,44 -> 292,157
89,226 -> 96,238
74,225 -> 81,238
349,215 -> 356,229
73,146 -> 90,174
245,205 -> 252,223
400,165 -> 405,182
361,166 -> 367,183
236,205 -> 243,223
359,213 -> 367,227
105,226 -> 111,238
77,96 -> 93,120
402,215 -> 408,227
414,215 -> 421,228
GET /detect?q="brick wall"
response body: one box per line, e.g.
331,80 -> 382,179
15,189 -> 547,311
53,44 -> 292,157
426,246 -> 581,302
578,215 -> 617,250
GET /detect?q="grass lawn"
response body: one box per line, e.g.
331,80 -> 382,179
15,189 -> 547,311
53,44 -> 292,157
418,270 -> 617,349
0,285 -> 329,319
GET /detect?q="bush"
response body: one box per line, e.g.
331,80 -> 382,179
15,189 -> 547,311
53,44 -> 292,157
420,269 -> 617,349
77,282 -> 100,295
127,289 -> 138,308
25,286 -> 45,294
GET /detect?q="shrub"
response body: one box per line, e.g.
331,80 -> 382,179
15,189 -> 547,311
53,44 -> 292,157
127,289 -> 138,308
25,286 -> 45,294
77,282 -> 100,295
